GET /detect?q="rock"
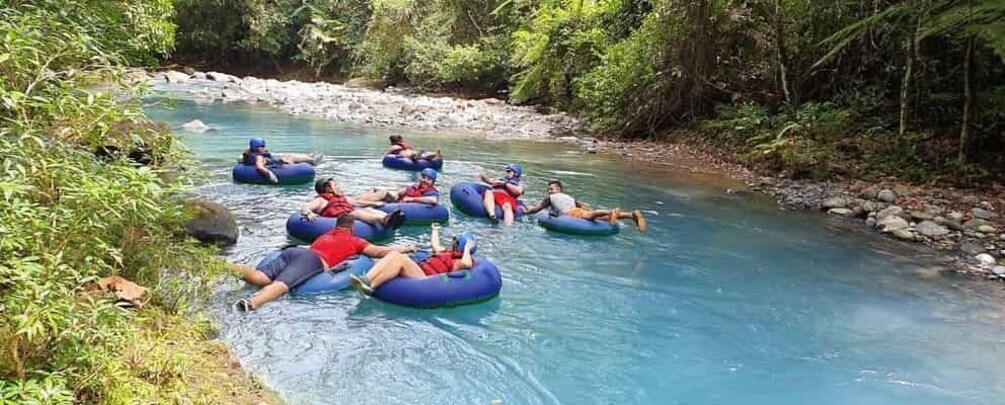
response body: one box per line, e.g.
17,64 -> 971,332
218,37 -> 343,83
181,119 -> 211,133
828,208 -> 855,217
865,217 -> 877,227
822,197 -> 848,209
964,218 -> 989,230
972,208 -> 995,220
934,216 -> 964,231
877,189 -> 897,203
164,70 -> 189,83
183,199 -> 237,246
1000,233 -> 1005,241
861,201 -> 878,213
859,187 -> 879,200
726,187 -> 753,196
992,266 -> 1005,276
947,211 -> 965,222
916,220 -> 950,238
191,71 -> 207,80
922,204 -> 943,215
206,71 -> 236,82
876,205 -> 904,221
962,195 -> 980,205
979,201 -> 995,210
960,242 -> 985,255
878,216 -> 909,232
977,225 -> 998,234
892,229 -> 915,241
909,210 -> 935,221
758,177 -> 777,187
976,253 -> 996,268
893,185 -> 911,197
344,77 -> 383,89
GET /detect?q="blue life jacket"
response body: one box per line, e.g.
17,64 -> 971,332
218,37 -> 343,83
243,151 -> 279,166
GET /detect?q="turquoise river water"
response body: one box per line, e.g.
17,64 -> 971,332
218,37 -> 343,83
146,93 -> 1005,404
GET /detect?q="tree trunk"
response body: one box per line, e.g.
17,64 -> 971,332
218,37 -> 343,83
774,0 -> 793,105
958,35 -> 974,165
899,20 -> 918,140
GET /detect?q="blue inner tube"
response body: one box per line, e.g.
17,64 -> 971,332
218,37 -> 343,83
284,213 -> 392,242
254,249 -> 375,295
232,163 -> 315,185
372,252 -> 502,308
537,214 -> 620,236
449,182 -> 525,219
379,203 -> 449,225
381,155 -> 444,171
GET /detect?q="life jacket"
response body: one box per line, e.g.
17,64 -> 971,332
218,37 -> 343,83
399,183 -> 438,200
243,150 -> 279,166
420,251 -> 462,275
318,193 -> 355,217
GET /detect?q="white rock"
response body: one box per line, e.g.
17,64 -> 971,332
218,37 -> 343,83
893,229 -> 915,240
947,211 -> 965,222
977,225 -> 998,234
976,253 -> 996,269
878,216 -> 909,232
164,70 -> 189,83
191,71 -> 207,80
876,206 -> 904,221
181,119 -> 210,133
877,189 -> 897,203
865,217 -> 876,227
822,197 -> 848,210
992,266 -> 1005,276
827,208 -> 854,217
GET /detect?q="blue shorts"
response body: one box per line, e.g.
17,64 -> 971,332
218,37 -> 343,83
256,247 -> 324,288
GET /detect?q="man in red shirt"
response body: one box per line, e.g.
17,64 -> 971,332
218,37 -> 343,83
349,223 -> 475,295
232,213 -> 415,311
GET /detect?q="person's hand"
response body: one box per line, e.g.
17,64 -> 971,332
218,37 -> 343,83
267,171 -> 278,183
401,196 -> 413,203
430,222 -> 441,230
493,180 -> 506,188
400,244 -> 418,253
303,211 -> 318,222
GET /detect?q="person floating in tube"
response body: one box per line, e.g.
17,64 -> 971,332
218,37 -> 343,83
232,213 -> 417,311
301,177 -> 407,229
354,168 -> 440,206
479,163 -> 525,225
385,134 -> 441,162
525,180 -> 646,231
238,137 -> 323,183
349,223 -> 475,295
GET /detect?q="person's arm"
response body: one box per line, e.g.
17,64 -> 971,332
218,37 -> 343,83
479,172 -> 495,185
402,192 -> 438,205
300,197 -> 326,221
255,155 -> 277,183
504,182 -> 524,196
429,223 -> 445,253
456,242 -> 474,270
575,200 -> 590,209
362,244 -> 417,257
525,196 -> 551,215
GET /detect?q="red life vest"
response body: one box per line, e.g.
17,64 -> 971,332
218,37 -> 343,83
319,193 -> 354,217
399,183 -> 437,200
420,251 -> 462,275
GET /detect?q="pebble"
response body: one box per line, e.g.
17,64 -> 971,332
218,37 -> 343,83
822,197 -> 848,209
976,253 -> 996,268
865,217 -> 876,227
972,208 -> 995,220
877,189 -> 897,203
878,216 -> 909,232
960,242 -> 985,255
909,210 -> 935,221
876,205 -> 904,221
828,208 -> 854,217
992,266 -> 1005,276
947,211 -> 965,222
977,225 -> 998,234
893,229 -> 915,241
964,218 -> 989,230
915,220 -> 949,238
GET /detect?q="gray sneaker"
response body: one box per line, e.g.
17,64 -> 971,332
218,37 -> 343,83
349,274 -> 374,295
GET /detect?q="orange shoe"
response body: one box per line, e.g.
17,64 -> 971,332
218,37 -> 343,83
609,208 -> 621,225
632,210 -> 647,231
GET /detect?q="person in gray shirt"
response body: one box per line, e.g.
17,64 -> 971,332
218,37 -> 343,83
525,180 -> 646,231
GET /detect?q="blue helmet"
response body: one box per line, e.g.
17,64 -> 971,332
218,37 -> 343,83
504,163 -> 522,177
420,168 -> 438,181
453,232 -> 477,255
249,137 -> 266,149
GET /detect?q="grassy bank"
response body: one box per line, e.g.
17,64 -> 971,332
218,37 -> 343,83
0,2 -> 275,403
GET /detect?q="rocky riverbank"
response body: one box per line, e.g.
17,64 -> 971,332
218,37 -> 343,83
148,69 -> 581,139
149,68 -> 1004,282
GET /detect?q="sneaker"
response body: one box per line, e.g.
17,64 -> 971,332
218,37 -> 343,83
349,274 -> 374,295
385,209 -> 406,229
608,208 -> 622,225
632,210 -> 647,231
235,299 -> 254,312
309,152 -> 324,165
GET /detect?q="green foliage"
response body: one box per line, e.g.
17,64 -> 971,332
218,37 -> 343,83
0,2 -> 244,403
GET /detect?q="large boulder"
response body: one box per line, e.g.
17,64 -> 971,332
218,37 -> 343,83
184,199 -> 237,246
164,70 -> 189,83
181,119 -> 211,133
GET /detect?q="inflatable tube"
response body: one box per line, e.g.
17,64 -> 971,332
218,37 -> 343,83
372,252 -> 502,308
254,250 -> 375,295
381,155 -> 444,171
378,203 -> 449,225
284,213 -> 392,242
537,214 -> 619,236
449,182 -> 526,219
232,163 -> 315,185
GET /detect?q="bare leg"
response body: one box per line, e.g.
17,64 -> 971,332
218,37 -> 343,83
231,263 -> 271,287
247,282 -> 290,309
582,210 -> 612,221
353,208 -> 389,224
279,153 -> 315,163
364,251 -> 424,289
502,203 -> 515,225
355,189 -> 392,204
483,192 -> 497,219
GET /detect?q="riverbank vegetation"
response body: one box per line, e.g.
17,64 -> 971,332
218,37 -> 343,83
0,1 -> 273,402
171,0 -> 1003,184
